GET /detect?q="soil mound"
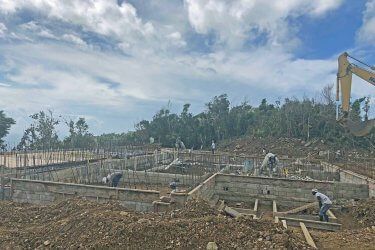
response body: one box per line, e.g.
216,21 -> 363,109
0,198 -> 311,249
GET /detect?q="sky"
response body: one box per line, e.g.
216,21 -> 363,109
0,0 -> 374,146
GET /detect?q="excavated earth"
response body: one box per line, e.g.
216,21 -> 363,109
312,198 -> 375,249
219,136 -> 375,178
0,198 -> 311,249
219,136 -> 373,159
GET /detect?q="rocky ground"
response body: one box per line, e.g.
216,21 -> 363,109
0,198 -> 311,249
219,136 -> 373,159
0,198 -> 374,249
312,198 -> 375,249
218,136 -> 375,178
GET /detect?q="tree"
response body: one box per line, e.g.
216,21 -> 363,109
206,94 -> 230,140
0,111 -> 15,150
17,110 -> 60,150
350,97 -> 366,122
64,117 -> 95,149
363,96 -> 371,121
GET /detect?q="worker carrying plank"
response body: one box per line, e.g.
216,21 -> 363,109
312,189 -> 332,222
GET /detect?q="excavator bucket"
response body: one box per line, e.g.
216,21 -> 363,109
344,119 -> 375,137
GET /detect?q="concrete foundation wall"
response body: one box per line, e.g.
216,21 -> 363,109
0,187 -> 10,200
11,179 -> 159,212
50,163 -> 204,187
300,170 -> 339,181
188,173 -> 217,202
115,170 -> 205,186
214,174 -> 369,206
322,162 -> 375,197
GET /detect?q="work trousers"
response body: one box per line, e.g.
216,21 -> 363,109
319,203 -> 331,222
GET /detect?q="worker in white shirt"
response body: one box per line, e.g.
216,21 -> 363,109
312,189 -> 332,222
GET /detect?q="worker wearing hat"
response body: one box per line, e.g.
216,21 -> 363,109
312,189 -> 332,222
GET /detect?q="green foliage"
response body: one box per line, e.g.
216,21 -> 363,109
17,110 -> 60,150
12,87 -> 374,151
64,117 -> 96,149
129,93 -> 374,149
0,111 -> 15,150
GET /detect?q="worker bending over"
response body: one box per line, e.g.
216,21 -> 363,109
103,172 -> 123,187
312,189 -> 332,222
260,151 -> 279,177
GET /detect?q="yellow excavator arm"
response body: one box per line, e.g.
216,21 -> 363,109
336,52 -> 375,136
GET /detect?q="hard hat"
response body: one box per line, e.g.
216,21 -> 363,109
311,188 -> 318,193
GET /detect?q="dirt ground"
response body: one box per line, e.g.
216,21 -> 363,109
219,136 -> 375,178
0,198 -> 311,249
219,136 -> 373,159
311,198 -> 375,249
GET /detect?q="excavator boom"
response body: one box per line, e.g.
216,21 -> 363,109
336,52 -> 375,136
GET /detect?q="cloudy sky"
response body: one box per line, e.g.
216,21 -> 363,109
0,0 -> 374,145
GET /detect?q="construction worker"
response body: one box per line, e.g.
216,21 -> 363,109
175,137 -> 186,150
260,150 -> 279,177
104,172 -> 123,187
312,189 -> 332,222
169,179 -> 179,192
211,140 -> 216,154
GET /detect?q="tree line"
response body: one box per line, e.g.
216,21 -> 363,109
129,86 -> 373,149
0,85 -> 373,151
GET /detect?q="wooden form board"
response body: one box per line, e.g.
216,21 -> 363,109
278,216 -> 341,231
253,199 -> 258,212
224,206 -> 242,218
300,222 -> 317,249
327,209 -> 337,219
233,207 -> 256,215
281,220 -> 287,229
274,202 -> 318,216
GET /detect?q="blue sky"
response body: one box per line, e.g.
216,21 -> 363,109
0,0 -> 374,146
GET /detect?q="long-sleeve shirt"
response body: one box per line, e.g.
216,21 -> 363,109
315,192 -> 332,205
261,153 -> 278,169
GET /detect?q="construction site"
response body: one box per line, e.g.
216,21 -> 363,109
0,140 -> 374,249
0,2 -> 374,248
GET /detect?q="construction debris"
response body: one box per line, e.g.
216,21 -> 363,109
347,198 -> 375,227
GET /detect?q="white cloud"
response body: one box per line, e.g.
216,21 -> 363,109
0,0 -> 155,52
185,0 -> 343,49
0,82 -> 10,87
0,22 -> 7,37
20,21 -> 57,39
61,34 -> 87,47
0,0 -> 372,140
166,32 -> 187,48
357,0 -> 375,45
0,42 -> 341,113
0,0 -> 191,57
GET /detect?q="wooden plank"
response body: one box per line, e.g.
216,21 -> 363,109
279,216 -> 341,231
275,202 -> 318,216
224,206 -> 242,218
217,200 -> 225,212
327,209 -> 337,219
300,222 -> 317,249
279,214 -> 337,223
232,207 -> 256,215
281,220 -> 287,229
274,216 -> 279,224
273,200 -> 277,213
253,199 -> 258,212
